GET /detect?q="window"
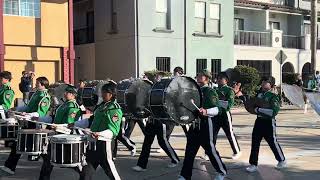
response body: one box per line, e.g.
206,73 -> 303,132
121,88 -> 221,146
110,0 -> 117,32
269,21 -> 280,30
155,0 -> 171,29
4,0 -> 40,17
304,23 -> 311,35
237,60 -> 272,78
208,3 -> 220,34
74,11 -> 95,45
194,1 -> 206,33
156,57 -> 171,72
211,59 -> 221,79
234,18 -> 244,31
196,59 -> 207,75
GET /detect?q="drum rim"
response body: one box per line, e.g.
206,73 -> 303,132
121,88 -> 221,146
149,76 -> 202,124
50,134 -> 87,143
51,162 -> 82,167
16,151 -> 42,155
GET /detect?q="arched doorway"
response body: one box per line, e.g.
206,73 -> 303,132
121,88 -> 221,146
302,62 -> 312,86
282,62 -> 295,83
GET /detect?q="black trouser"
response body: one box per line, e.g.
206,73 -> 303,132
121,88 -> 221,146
213,111 -> 241,154
38,147 -> 54,180
80,140 -> 120,180
124,118 -> 146,138
180,117 -> 227,180
249,117 -> 285,166
4,141 -> 21,172
113,130 -> 136,158
137,120 -> 179,169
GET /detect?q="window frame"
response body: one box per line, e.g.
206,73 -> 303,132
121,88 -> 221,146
196,59 -> 208,75
3,0 -> 41,18
156,57 -> 171,72
208,3 -> 221,34
211,59 -> 221,79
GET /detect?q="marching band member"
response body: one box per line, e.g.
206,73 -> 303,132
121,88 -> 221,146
246,76 -> 286,173
78,82 -> 122,180
0,71 -> 14,112
215,72 -> 241,159
0,76 -> 51,175
38,85 -> 81,180
179,70 -> 227,180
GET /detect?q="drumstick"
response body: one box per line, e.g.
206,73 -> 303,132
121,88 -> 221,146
190,99 -> 200,111
13,114 -> 64,127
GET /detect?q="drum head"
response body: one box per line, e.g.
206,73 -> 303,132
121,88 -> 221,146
118,79 -> 152,118
83,80 -> 109,109
50,134 -> 87,143
150,76 -> 202,124
49,83 -> 69,106
244,97 -> 257,115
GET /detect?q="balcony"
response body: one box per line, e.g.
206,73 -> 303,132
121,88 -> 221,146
234,30 -> 272,47
282,35 -> 305,49
74,27 -> 94,45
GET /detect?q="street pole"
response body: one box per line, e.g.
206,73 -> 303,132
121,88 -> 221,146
311,0 -> 317,75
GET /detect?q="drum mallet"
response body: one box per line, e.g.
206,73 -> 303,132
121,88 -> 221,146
190,99 -> 200,111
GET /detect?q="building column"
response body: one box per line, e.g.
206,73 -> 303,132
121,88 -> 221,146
68,0 -> 75,84
0,0 -> 5,71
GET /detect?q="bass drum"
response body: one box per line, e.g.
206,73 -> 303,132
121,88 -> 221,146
48,83 -> 69,106
82,80 -> 109,109
150,76 -> 202,125
117,78 -> 153,118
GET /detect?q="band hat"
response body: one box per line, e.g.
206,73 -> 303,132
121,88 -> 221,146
261,76 -> 275,86
217,72 -> 230,81
65,85 -> 78,95
198,69 -> 212,79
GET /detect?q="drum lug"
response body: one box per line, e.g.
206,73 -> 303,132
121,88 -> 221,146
81,153 -> 87,167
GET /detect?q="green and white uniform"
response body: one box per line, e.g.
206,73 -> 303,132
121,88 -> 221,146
249,90 -> 285,166
54,99 -> 81,125
0,82 -> 14,111
214,84 -> 241,155
80,100 -> 122,180
25,90 -> 51,117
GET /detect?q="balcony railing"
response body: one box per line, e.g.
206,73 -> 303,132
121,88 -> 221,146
282,35 -> 305,49
74,27 -> 94,45
234,30 -> 272,47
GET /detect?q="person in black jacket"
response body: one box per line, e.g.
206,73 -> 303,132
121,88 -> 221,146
19,71 -> 34,104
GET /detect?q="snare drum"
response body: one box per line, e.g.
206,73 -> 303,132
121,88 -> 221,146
16,129 -> 53,155
50,134 -> 87,167
0,118 -> 19,140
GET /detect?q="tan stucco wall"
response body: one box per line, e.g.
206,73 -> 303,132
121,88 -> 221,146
75,43 -> 95,82
2,0 -> 69,98
3,1 -> 69,46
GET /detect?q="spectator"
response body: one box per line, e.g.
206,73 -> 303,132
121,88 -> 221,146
316,71 -> 320,85
19,71 -> 34,104
77,79 -> 86,109
307,74 -> 317,91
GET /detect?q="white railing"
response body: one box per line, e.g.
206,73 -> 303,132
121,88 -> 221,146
234,30 -> 272,47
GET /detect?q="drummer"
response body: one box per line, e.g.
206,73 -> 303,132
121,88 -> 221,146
246,76 -> 286,173
132,73 -> 180,172
179,70 -> 227,180
76,81 -> 122,180
178,70 -> 227,180
215,72 -> 241,159
37,85 -> 81,180
0,71 -> 14,112
0,76 -> 51,175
